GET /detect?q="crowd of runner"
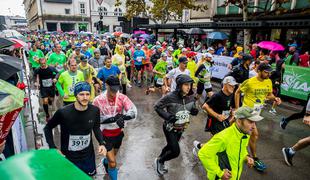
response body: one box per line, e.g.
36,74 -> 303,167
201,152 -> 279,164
5,31 -> 308,179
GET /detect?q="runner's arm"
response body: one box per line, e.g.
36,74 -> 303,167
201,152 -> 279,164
44,110 -> 62,149
198,135 -> 226,179
154,95 -> 173,121
234,86 -> 241,109
122,96 -> 137,120
93,108 -> 106,146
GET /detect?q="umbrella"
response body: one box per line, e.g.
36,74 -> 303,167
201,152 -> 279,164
207,32 -> 229,40
140,34 -> 150,39
120,33 -> 130,39
113,32 -> 123,37
188,28 -> 205,35
9,38 -> 27,49
0,54 -> 23,80
0,38 -> 15,49
103,32 -> 112,36
258,41 -> 285,51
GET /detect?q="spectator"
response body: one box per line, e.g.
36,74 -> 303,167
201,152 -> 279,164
299,51 -> 309,67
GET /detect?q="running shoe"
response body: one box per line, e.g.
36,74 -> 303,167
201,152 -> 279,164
269,108 -> 277,115
192,140 -> 201,158
154,158 -> 165,176
101,158 -> 109,173
254,158 -> 267,171
282,148 -> 294,166
280,117 -> 288,130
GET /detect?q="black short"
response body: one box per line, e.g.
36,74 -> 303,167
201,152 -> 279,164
154,78 -> 164,88
69,153 -> 96,176
40,87 -> 55,98
135,65 -> 143,71
103,131 -> 124,152
196,82 -> 212,95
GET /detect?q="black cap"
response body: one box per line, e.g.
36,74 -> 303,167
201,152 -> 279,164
106,75 -> 121,92
243,54 -> 253,61
176,74 -> 194,86
179,56 -> 188,63
257,63 -> 273,72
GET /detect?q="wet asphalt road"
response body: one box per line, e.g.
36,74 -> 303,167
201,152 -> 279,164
90,85 -> 310,180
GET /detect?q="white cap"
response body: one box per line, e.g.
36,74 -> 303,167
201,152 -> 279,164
207,47 -> 214,51
222,76 -> 238,86
204,53 -> 213,58
81,43 -> 87,47
136,44 -> 141,47
167,46 -> 174,51
182,48 -> 187,52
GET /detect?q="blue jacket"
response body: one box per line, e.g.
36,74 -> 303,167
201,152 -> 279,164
133,50 -> 146,65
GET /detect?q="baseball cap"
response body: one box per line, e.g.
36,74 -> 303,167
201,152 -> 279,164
179,56 -> 188,64
257,63 -> 273,72
80,55 -> 87,62
207,47 -> 214,51
136,44 -> 141,47
288,43 -> 297,47
204,52 -> 213,58
223,76 -> 238,86
81,43 -> 87,47
167,46 -> 174,51
161,52 -> 167,57
178,44 -> 184,48
106,75 -> 121,92
243,54 -> 253,61
235,107 -> 264,122
182,48 -> 187,52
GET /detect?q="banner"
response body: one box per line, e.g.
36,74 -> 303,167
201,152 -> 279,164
0,108 -> 22,144
281,65 -> 310,100
211,55 -> 233,79
12,113 -> 28,154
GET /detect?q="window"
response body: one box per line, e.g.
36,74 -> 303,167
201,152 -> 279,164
103,7 -> 107,16
65,8 -> 70,14
80,3 -> 85,14
114,8 -> 122,16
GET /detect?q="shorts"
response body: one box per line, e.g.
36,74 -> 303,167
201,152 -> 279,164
154,78 -> 164,88
196,82 -> 212,95
40,87 -> 55,98
70,153 -> 96,176
103,131 -> 124,152
135,65 -> 143,71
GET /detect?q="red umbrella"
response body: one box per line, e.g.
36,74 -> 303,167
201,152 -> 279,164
9,38 -> 27,49
113,32 -> 123,37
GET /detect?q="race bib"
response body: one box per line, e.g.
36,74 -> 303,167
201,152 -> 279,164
222,110 -> 230,119
68,134 -> 90,151
68,86 -> 74,95
157,78 -> 164,85
174,110 -> 190,125
137,57 -> 143,62
42,78 -> 53,87
253,103 -> 263,115
56,64 -> 63,72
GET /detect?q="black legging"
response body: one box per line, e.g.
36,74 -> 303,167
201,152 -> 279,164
158,124 -> 182,163
122,84 -> 126,95
285,105 -> 306,123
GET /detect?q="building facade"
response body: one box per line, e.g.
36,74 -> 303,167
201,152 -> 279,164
23,0 -> 91,32
0,15 -> 27,31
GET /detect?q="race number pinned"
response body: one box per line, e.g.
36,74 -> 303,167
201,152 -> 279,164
42,78 -> 53,87
174,110 -> 190,125
68,134 -> 91,151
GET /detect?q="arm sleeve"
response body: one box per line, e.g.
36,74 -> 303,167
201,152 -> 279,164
195,64 -> 204,77
198,135 -> 226,179
154,95 -> 173,121
56,74 -> 65,97
43,110 -> 62,149
93,108 -> 106,146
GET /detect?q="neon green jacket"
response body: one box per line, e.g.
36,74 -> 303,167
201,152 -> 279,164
198,123 -> 249,180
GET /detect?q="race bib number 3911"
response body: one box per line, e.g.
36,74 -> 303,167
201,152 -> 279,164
68,134 -> 91,151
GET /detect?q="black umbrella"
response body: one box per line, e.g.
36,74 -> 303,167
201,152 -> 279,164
187,28 -> 206,35
0,54 -> 23,80
0,38 -> 15,49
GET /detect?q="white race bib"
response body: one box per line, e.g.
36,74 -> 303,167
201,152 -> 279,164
174,110 -> 190,125
56,64 -> 63,72
68,134 -> 90,151
42,78 -> 53,87
253,103 -> 263,115
157,78 -> 164,85
222,110 -> 230,119
137,57 -> 143,62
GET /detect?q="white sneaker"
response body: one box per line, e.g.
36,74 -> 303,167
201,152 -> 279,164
193,140 -> 201,157
269,108 -> 277,115
154,158 -> 165,176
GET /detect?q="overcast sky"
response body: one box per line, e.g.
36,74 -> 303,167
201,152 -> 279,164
0,0 -> 25,17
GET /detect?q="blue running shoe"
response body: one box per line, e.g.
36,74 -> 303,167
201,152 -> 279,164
254,158 -> 267,172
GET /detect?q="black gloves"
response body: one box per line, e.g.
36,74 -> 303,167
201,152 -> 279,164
167,115 -> 177,123
190,108 -> 199,116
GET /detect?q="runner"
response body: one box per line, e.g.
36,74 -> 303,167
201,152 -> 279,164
195,52 -> 214,104
133,44 -> 146,87
234,63 -> 282,172
47,43 -> 67,73
164,56 -> 190,93
282,97 -> 310,166
97,57 -> 121,92
99,39 -> 111,58
57,58 -> 85,106
148,52 -> 168,96
34,58 -> 58,121
88,49 -> 105,72
198,107 -> 260,180
166,46 -> 175,71
93,76 -> 137,180
154,74 -> 198,176
78,55 -> 97,101
44,82 -> 107,177
29,44 -> 45,70
112,45 -> 128,94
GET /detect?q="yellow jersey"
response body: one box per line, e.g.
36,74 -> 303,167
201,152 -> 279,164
240,76 -> 272,108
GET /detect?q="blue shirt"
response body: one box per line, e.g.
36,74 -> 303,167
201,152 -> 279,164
133,50 -> 146,65
97,65 -> 121,90
81,50 -> 92,59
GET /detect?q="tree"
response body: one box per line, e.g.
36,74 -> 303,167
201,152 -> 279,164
221,0 -> 291,51
115,0 -> 208,24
